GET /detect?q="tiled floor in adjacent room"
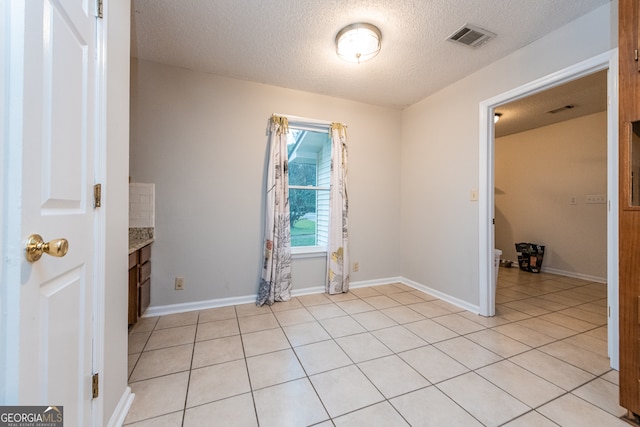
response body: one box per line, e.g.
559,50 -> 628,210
125,268 -> 628,426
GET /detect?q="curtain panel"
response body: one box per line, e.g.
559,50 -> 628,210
257,116 -> 292,306
327,123 -> 350,294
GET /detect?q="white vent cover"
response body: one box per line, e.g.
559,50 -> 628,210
447,24 -> 496,48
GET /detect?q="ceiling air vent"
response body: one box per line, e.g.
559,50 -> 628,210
447,24 -> 496,48
546,104 -> 575,114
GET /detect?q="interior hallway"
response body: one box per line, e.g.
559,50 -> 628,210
125,268 -> 624,426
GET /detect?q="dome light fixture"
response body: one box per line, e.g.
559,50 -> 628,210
335,23 -> 382,64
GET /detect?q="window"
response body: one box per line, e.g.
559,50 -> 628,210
287,127 -> 331,250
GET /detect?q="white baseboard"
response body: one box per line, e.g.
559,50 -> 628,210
398,276 -> 480,314
144,294 -> 257,317
350,276 -> 404,288
106,386 -> 134,427
541,267 -> 607,284
291,286 -> 325,297
143,276 -> 478,317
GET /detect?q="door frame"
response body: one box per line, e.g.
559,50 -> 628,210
1,0 -> 26,404
1,0 -> 107,420
478,50 -> 619,369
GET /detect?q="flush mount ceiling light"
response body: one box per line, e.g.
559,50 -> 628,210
335,23 -> 382,64
494,113 -> 502,123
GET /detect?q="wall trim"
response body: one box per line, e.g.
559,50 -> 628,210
106,387 -> 134,427
350,276 -> 405,288
144,294 -> 257,317
143,276 -> 479,317
399,277 -> 481,314
540,267 -> 606,284
291,286 -> 325,297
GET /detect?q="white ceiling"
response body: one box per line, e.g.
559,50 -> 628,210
130,0 -> 611,111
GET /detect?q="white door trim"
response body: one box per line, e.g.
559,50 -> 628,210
478,49 -> 619,369
1,0 -> 27,404
92,5 -> 107,425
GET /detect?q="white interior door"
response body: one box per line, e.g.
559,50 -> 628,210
19,0 -> 97,425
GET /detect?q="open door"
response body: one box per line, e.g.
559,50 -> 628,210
2,0 -> 100,425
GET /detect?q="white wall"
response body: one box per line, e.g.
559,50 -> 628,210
130,59 -> 402,307
495,112 -> 607,280
400,3 -> 616,306
103,0 -> 131,424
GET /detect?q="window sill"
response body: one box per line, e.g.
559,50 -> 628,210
291,246 -> 327,259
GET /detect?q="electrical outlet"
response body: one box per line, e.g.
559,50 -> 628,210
569,196 -> 577,205
352,262 -> 359,272
175,277 -> 185,290
585,194 -> 607,204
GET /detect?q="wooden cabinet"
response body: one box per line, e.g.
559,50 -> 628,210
619,0 -> 640,417
128,243 -> 152,329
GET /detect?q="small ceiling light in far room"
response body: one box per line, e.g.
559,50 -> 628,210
494,113 -> 502,123
336,23 -> 382,64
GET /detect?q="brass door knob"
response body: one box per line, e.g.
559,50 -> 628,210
25,234 -> 69,263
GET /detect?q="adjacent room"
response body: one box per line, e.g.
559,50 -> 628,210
494,70 -> 608,283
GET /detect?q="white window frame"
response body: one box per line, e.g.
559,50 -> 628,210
285,117 -> 332,256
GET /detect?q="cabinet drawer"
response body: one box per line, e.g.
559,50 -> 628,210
138,278 -> 150,317
139,261 -> 151,282
139,244 -> 151,264
128,251 -> 138,269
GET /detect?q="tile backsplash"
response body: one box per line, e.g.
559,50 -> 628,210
129,183 -> 155,228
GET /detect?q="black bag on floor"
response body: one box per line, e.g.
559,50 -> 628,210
515,242 -> 545,273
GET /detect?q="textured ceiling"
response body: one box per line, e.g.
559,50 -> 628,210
131,0 -> 611,110
495,69 -> 608,138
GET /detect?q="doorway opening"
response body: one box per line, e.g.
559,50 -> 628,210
478,50 -> 619,369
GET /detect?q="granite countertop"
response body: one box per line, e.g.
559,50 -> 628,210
129,227 -> 154,254
129,237 -> 154,254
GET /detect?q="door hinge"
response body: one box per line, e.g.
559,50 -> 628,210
92,373 -> 99,399
94,183 -> 102,208
96,0 -> 103,19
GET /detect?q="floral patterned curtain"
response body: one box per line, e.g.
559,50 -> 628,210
327,123 -> 349,294
257,116 -> 292,306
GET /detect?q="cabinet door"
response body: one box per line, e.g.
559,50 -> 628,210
128,267 -> 138,327
137,244 -> 152,317
139,278 -> 151,318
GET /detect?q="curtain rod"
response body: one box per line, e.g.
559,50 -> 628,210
272,113 -> 347,127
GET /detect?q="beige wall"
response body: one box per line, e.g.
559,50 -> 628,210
130,59 -> 402,307
495,112 -> 607,280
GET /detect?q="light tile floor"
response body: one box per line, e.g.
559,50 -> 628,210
125,268 -> 629,426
